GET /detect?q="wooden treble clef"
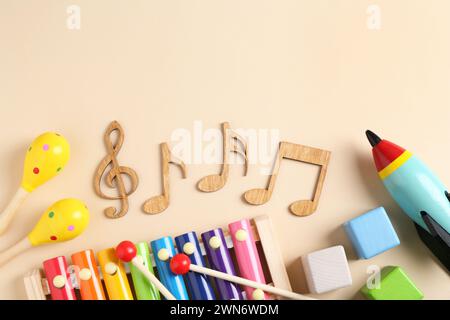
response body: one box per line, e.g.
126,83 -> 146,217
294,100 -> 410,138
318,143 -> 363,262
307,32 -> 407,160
94,121 -> 139,219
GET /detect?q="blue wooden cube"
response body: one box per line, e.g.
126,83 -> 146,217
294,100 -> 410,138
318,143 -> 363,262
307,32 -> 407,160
343,207 -> 400,259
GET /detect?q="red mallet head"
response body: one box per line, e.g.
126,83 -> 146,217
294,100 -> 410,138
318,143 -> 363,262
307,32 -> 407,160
116,241 -> 137,263
170,254 -> 191,275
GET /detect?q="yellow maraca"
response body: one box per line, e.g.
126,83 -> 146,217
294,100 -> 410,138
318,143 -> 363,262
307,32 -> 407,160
0,132 -> 70,235
0,199 -> 89,267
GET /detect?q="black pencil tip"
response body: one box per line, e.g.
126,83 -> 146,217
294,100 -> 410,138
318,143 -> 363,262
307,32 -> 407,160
366,130 -> 382,147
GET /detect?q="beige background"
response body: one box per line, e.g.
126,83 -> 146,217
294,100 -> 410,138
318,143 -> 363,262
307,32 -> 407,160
0,0 -> 449,300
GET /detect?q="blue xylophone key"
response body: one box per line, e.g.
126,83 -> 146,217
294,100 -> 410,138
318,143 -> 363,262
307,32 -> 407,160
151,236 -> 189,300
175,232 -> 216,300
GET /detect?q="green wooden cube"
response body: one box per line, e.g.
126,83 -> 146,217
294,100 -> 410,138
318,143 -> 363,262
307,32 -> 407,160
361,266 -> 424,300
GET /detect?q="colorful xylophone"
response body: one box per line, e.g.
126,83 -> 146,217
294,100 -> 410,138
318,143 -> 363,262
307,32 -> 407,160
23,215 -> 293,300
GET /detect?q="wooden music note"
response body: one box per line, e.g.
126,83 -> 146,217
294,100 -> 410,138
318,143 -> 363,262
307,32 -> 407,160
143,142 -> 187,214
197,122 -> 248,192
244,141 -> 331,217
94,121 -> 139,219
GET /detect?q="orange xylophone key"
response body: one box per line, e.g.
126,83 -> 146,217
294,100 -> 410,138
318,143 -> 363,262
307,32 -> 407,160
71,249 -> 106,300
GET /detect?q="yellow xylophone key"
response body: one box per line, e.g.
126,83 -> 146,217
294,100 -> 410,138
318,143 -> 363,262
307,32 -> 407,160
98,248 -> 133,300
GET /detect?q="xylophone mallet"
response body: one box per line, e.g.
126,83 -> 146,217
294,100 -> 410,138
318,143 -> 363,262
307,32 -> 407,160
0,199 -> 89,267
115,241 -> 177,301
0,133 -> 70,235
170,254 -> 316,301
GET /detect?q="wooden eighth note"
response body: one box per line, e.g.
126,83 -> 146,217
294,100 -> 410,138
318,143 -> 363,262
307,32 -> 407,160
94,121 -> 139,219
143,143 -> 187,214
244,141 -> 331,217
197,122 -> 248,192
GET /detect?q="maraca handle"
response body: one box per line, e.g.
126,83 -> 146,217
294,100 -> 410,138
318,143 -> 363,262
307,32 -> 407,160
0,188 -> 29,235
0,238 -> 32,267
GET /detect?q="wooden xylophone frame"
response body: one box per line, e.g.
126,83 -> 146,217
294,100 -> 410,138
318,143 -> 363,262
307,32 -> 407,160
23,215 -> 292,300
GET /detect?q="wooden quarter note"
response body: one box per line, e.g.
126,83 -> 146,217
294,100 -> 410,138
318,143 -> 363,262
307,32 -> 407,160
143,142 -> 187,214
244,141 -> 331,217
197,122 -> 248,192
94,121 -> 139,219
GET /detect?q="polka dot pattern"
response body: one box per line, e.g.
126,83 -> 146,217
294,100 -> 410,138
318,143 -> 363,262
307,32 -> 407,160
67,225 -> 74,231
22,132 -> 70,192
50,236 -> 57,241
48,211 -> 55,218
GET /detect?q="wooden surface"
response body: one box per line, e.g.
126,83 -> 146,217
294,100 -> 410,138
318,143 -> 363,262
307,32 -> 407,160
0,0 -> 450,300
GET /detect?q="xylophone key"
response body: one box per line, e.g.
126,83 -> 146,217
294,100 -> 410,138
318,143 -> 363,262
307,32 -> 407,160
201,228 -> 243,300
151,237 -> 189,300
175,232 -> 216,300
98,248 -> 133,300
229,219 -> 269,300
129,242 -> 161,300
43,256 -> 76,300
71,249 -> 106,300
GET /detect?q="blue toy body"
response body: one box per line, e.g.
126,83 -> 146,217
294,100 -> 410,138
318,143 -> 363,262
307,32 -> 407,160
383,155 -> 450,234
366,130 -> 450,272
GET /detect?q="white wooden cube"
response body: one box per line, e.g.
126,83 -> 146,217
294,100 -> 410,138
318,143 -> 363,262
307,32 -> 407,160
301,245 -> 352,294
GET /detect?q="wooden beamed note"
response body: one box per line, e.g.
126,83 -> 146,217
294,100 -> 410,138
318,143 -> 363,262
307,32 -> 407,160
197,122 -> 248,192
143,143 -> 187,214
244,141 -> 331,217
94,121 -> 139,219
